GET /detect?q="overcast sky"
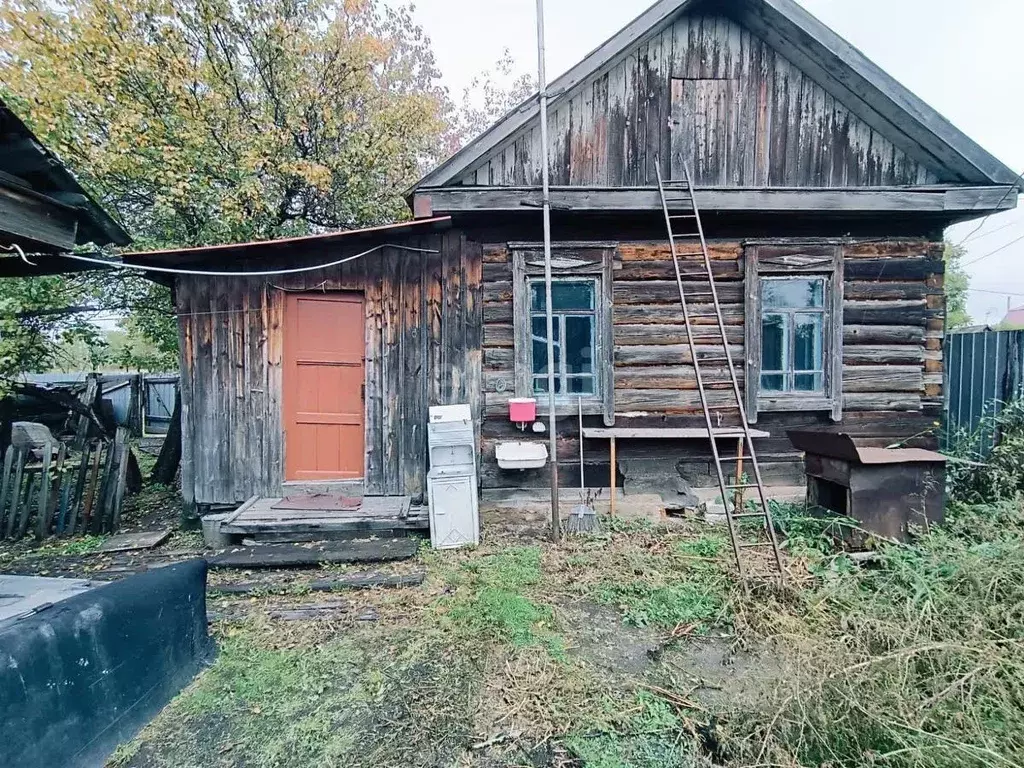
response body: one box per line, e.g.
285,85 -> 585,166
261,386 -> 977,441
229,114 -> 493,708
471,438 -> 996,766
394,0 -> 1024,325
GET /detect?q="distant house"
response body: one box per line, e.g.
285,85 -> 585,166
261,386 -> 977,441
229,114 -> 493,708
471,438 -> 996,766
0,99 -> 130,267
999,306 -> 1024,329
130,0 -> 1019,513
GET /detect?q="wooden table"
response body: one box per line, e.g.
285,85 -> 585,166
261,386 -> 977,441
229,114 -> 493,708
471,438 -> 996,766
581,427 -> 771,515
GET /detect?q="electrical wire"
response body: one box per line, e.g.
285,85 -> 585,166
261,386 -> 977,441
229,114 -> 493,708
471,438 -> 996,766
960,218 -> 1023,245
56,243 -> 437,277
954,171 -> 1024,248
962,232 -> 1024,267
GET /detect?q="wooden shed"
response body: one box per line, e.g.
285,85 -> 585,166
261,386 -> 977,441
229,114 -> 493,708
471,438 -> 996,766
132,0 -> 1019,512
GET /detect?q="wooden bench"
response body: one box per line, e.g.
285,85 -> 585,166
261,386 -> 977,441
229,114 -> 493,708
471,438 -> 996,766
581,427 -> 771,515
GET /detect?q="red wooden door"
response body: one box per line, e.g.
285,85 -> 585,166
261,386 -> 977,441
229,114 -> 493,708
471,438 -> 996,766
283,293 -> 365,481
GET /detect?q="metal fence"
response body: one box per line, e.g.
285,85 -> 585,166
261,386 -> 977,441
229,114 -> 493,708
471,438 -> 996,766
20,372 -> 178,436
943,330 -> 1024,454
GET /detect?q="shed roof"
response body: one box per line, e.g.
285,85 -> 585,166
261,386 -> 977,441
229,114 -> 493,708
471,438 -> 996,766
414,0 -> 1019,191
125,216 -> 452,266
0,99 -> 131,250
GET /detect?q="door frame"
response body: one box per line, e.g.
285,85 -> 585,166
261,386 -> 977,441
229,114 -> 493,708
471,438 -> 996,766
281,290 -> 367,483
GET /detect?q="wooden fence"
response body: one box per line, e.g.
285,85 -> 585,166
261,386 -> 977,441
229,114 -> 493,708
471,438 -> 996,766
0,427 -> 131,541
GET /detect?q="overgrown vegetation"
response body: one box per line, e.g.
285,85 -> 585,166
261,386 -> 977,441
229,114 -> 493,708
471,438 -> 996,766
721,499 -> 1024,767
946,397 -> 1024,504
113,436 -> 1023,768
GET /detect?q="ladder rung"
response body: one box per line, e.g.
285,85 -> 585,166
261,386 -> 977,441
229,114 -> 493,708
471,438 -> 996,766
731,512 -> 768,519
672,233 -> 700,239
698,357 -> 733,364
670,214 -> 697,219
739,542 -> 776,549
723,483 -> 760,491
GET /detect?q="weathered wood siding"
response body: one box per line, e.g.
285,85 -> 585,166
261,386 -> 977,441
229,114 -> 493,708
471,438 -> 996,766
459,12 -> 940,189
480,237 -> 945,490
176,232 -> 482,506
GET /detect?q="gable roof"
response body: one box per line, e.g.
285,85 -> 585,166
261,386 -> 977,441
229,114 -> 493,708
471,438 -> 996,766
415,0 -> 1019,190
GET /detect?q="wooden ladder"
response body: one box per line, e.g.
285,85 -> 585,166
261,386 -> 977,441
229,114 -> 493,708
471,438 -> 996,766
655,162 -> 786,586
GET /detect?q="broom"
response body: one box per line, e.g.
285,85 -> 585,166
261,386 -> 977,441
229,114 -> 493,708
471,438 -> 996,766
566,397 -> 600,534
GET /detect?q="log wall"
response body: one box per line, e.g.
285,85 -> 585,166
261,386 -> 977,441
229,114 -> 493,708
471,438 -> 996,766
479,236 -> 945,491
175,232 -> 481,506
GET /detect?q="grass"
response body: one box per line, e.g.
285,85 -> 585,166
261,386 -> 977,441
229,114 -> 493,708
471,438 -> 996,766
113,475 -> 1024,767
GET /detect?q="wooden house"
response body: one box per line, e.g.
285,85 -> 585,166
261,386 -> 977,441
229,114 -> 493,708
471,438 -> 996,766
130,0 -> 1019,514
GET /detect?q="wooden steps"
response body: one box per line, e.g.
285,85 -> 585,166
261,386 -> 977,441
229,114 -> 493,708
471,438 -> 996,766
208,539 -> 419,569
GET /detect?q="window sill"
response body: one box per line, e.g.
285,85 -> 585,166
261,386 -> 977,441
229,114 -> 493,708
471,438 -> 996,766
533,396 -> 605,417
757,394 -> 834,413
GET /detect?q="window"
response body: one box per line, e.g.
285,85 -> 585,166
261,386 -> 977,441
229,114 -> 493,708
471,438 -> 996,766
529,279 -> 598,396
744,244 -> 844,422
760,277 -> 826,394
511,243 -> 616,424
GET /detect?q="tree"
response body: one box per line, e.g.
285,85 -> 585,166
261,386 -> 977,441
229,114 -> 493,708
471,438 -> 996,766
446,48 -> 536,153
0,0 -> 452,378
944,241 -> 972,330
1,0 -> 449,245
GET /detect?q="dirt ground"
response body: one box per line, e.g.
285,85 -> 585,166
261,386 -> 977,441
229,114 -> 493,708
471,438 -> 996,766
0,485 -> 798,768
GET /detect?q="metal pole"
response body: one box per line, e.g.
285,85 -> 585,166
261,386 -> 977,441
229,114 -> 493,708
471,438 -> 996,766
536,0 -> 560,542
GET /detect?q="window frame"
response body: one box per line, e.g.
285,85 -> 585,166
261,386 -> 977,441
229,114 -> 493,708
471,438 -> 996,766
759,275 -> 827,394
527,276 -> 600,397
744,243 -> 844,423
511,242 -> 616,425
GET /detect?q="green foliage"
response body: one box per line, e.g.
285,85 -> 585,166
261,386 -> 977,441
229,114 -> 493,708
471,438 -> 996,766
678,535 -> 727,558
943,241 -> 972,330
724,500 -> 1024,767
439,546 -> 563,655
0,0 -> 455,369
595,581 -> 724,631
564,692 -> 694,768
0,276 -> 107,386
947,398 -> 1024,505
768,500 -> 859,556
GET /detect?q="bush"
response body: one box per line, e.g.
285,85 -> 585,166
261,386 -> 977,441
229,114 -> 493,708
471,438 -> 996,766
947,398 -> 1024,505
722,501 -> 1024,767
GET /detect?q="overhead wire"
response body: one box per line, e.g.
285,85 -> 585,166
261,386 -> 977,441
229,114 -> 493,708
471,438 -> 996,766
55,243 -> 438,277
962,232 -> 1024,267
953,170 -> 1024,248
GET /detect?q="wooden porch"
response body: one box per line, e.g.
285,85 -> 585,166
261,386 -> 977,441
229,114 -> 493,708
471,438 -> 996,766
217,494 -> 428,544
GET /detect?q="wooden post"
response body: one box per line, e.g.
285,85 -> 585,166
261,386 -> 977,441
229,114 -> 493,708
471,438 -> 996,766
609,435 -> 617,517
733,437 -> 745,514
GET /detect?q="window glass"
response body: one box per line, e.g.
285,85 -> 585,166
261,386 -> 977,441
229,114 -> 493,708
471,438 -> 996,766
531,282 -> 594,312
564,316 -> 594,374
528,278 -> 599,398
531,316 -> 560,376
761,314 -> 785,374
793,313 -> 823,371
762,278 -> 823,309
759,278 -> 826,396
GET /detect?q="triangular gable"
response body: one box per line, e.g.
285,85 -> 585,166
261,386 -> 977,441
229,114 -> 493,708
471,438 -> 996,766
415,0 -> 1017,190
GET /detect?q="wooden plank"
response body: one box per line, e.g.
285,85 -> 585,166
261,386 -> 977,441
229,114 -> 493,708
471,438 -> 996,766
414,186 -> 1018,215
87,441 -> 114,534
0,446 -> 17,537
844,325 -> 925,344
96,529 -> 171,553
843,345 -> 925,365
63,443 -> 94,537
34,441 -> 57,540
110,428 -> 131,531
615,344 -> 743,367
15,470 -> 39,540
583,427 -> 770,439
844,258 -> 943,280
208,539 -> 419,569
843,365 -> 923,393
209,571 -> 426,594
